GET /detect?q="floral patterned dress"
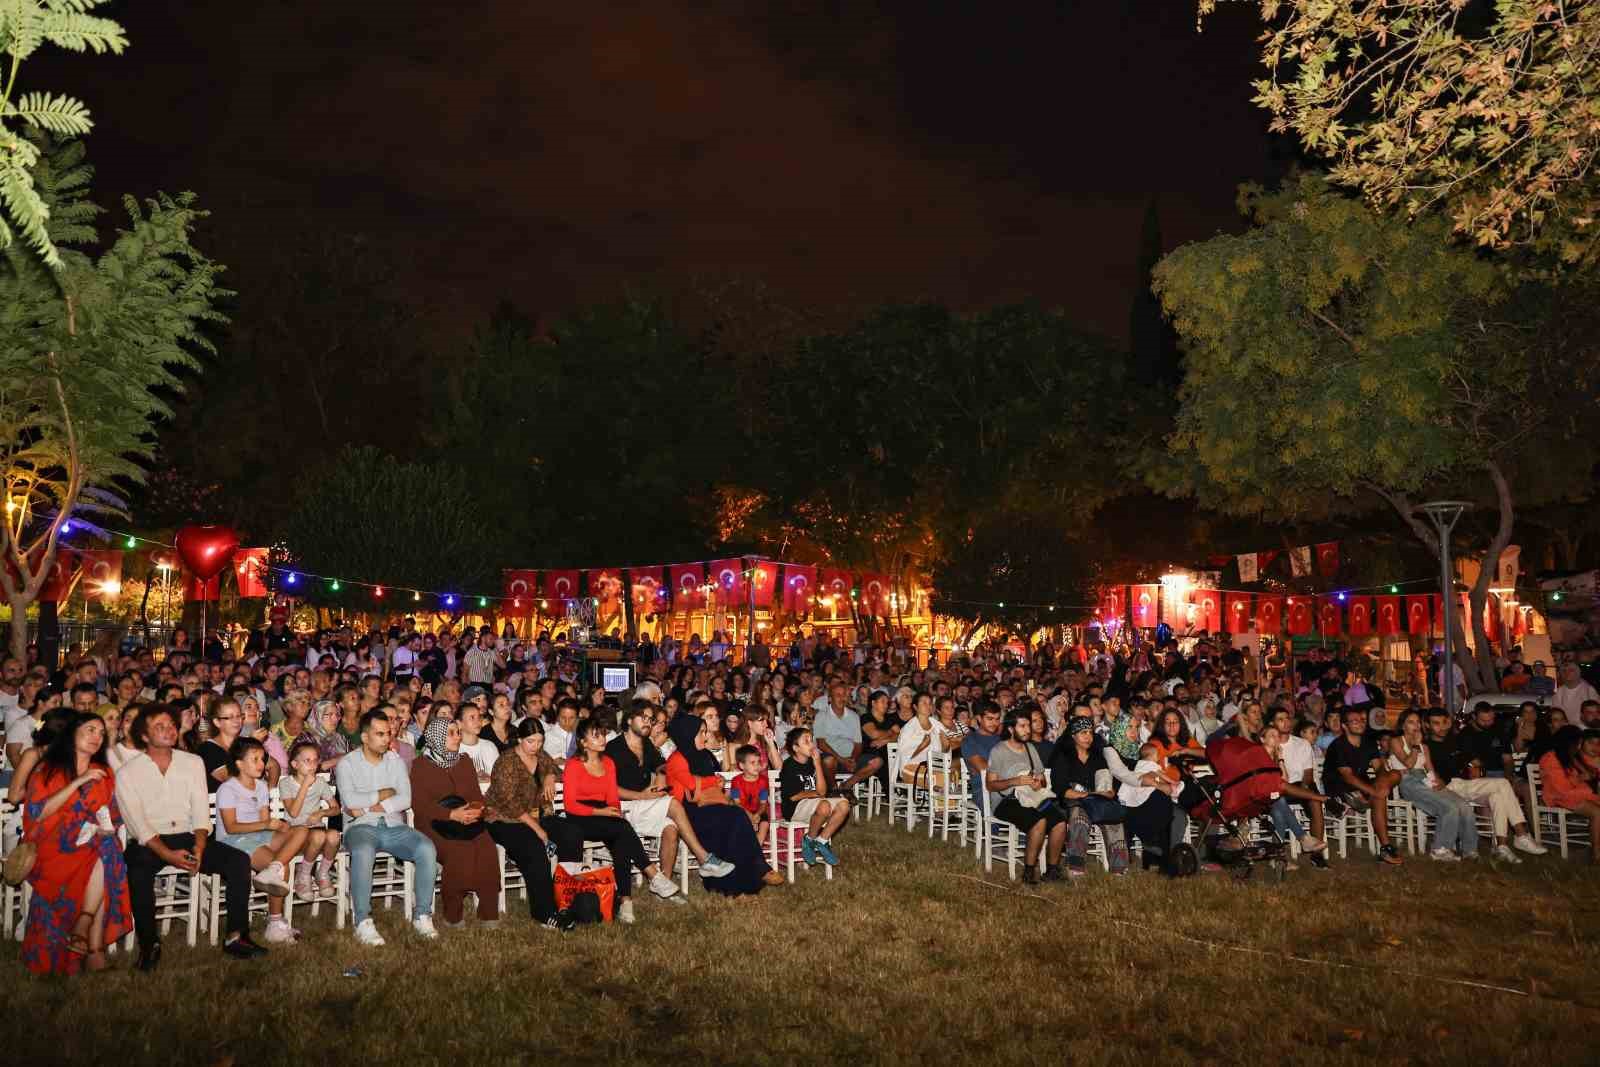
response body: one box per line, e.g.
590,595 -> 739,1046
22,767 -> 133,975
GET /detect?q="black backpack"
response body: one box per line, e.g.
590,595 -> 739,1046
567,891 -> 604,925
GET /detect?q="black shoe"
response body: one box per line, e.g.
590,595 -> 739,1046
134,942 -> 162,973
1377,844 -> 1404,866
1021,867 -> 1042,886
1308,852 -> 1331,870
540,910 -> 578,933
1041,865 -> 1066,882
223,934 -> 267,960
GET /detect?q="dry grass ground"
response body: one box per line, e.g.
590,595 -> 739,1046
4,817 -> 1599,1067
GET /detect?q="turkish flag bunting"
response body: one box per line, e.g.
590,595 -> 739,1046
185,572 -> 220,602
1375,596 -> 1401,634
1287,597 -> 1313,634
1160,582 -> 1189,625
591,569 -> 623,606
1131,584 -> 1159,628
1257,549 -> 1281,575
1224,592 -> 1252,632
1192,588 -> 1221,631
233,548 -> 269,598
1406,595 -> 1431,635
34,548 -> 78,602
542,569 -> 581,602
502,569 -> 536,615
859,573 -> 892,616
750,561 -> 778,608
1434,594 -> 1446,636
1318,596 -> 1341,635
1100,585 -> 1125,624
630,568 -> 665,613
1483,593 -> 1501,642
783,564 -> 816,612
1513,604 -> 1528,639
819,569 -> 853,602
708,559 -> 744,604
1257,594 -> 1284,632
1347,596 -> 1373,635
1315,542 -> 1340,578
670,563 -> 705,609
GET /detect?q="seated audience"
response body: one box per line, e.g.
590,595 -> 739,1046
214,737 -> 304,942
410,717 -> 500,927
1536,727 -> 1600,862
663,715 -> 779,892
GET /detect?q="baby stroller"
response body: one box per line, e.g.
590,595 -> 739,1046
1168,735 -> 1292,882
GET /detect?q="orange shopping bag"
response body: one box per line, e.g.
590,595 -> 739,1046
553,863 -> 615,922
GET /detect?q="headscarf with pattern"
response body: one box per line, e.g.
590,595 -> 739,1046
421,716 -> 461,770
1103,711 -> 1142,763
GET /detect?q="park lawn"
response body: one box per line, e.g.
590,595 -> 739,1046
4,818 -> 1599,1067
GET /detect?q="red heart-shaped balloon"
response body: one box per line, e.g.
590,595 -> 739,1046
174,524 -> 240,581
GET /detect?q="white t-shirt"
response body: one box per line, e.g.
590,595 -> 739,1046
459,737 -> 500,781
6,713 -> 39,750
215,777 -> 270,832
1554,680 -> 1600,719
1279,735 -> 1317,787
1118,759 -> 1166,807
896,718 -> 941,768
391,646 -> 418,675
0,689 -> 20,724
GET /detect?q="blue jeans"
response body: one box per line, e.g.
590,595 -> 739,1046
1267,797 -> 1309,840
1398,771 -> 1477,854
346,821 -> 437,924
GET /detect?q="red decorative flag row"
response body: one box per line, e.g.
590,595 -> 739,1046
495,563 -> 890,615
1096,585 -> 1437,636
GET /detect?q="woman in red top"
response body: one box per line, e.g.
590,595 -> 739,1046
1537,726 -> 1600,861
664,716 -> 776,894
1148,709 -> 1203,784
560,720 -> 682,922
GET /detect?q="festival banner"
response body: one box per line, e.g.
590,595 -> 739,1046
670,563 -> 705,610
1496,545 -> 1521,588
1513,604 -> 1528,639
819,569 -> 853,603
860,573 -> 892,616
1434,594 -> 1447,636
1192,587 -> 1221,631
1483,592 -> 1501,643
1099,585 -> 1125,625
1286,596 -> 1313,634
1257,549 -> 1280,576
1237,553 -> 1258,583
783,564 -> 816,613
1406,595 -> 1431,635
502,569 -> 536,615
1315,542 -> 1341,578
750,560 -> 778,608
590,568 -> 623,607
1289,546 -> 1313,578
1256,593 -> 1284,632
1348,596 -> 1373,636
1224,592 -> 1252,632
1131,584 -> 1159,628
34,548 -> 78,602
1376,595 -> 1401,635
1160,581 -> 1189,626
630,568 -> 665,615
543,569 -> 581,602
1317,596 -> 1341,636
708,558 -> 744,604
234,548 -> 269,598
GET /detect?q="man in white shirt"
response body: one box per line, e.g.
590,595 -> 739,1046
1270,706 -> 1325,847
335,709 -> 439,946
0,657 -> 22,725
543,698 -> 580,763
456,703 -> 500,783
390,633 -> 421,678
115,705 -> 265,970
1553,664 -> 1600,721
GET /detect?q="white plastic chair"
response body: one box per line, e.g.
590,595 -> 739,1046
885,742 -> 914,830
766,769 -> 833,884
1528,764 -> 1590,859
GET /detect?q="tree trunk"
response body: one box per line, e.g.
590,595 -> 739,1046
9,598 -> 26,663
36,600 -> 61,671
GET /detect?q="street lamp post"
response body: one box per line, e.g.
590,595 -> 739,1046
1415,501 -> 1471,719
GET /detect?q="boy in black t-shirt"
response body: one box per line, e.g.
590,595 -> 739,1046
1323,707 -> 1405,864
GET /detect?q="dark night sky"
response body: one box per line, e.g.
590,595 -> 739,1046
41,0 -> 1288,341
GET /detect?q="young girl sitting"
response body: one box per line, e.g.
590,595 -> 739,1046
215,737 -> 310,943
279,739 -> 342,899
778,728 -> 850,867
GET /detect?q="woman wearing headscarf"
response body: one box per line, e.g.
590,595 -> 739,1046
307,699 -> 350,773
410,717 -> 500,927
1047,716 -> 1130,877
1101,706 -> 1192,872
663,715 -> 779,894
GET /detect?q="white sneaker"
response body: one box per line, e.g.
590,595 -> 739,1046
648,873 -> 681,900
262,918 -> 296,944
1428,847 -> 1460,862
412,915 -> 439,940
353,918 -> 386,946
1492,843 -> 1523,864
697,854 -> 737,878
617,898 -> 636,925
252,861 -> 291,897
1513,834 -> 1549,856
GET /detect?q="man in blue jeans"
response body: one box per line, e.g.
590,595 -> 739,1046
336,709 -> 438,946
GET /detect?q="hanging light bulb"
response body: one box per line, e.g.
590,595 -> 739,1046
330,579 -> 340,592
286,572 -> 298,586
413,590 -> 421,602
374,586 -> 385,598
478,596 -> 488,608
125,535 -> 137,549
445,595 -> 456,607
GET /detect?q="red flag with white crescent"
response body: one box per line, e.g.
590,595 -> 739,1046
1318,596 -> 1341,636
542,569 -> 580,602
860,573 -> 891,616
1376,596 -> 1401,635
670,563 -> 705,609
709,559 -> 744,605
1256,594 -> 1284,632
820,569 -> 853,602
1131,584 -> 1159,628
1348,597 -> 1372,636
750,561 -> 778,608
783,565 -> 816,612
1100,585 -> 1125,625
1193,588 -> 1220,631
1286,597 -> 1313,634
1315,542 -> 1340,578
1406,595 -> 1431,635
630,568 -> 665,614
1224,592 -> 1251,633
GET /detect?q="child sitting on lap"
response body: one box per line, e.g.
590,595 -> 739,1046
728,744 -> 770,842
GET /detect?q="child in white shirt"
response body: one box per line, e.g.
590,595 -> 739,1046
279,739 -> 342,898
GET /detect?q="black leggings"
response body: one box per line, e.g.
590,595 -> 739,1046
486,820 -> 559,921
550,814 -> 650,898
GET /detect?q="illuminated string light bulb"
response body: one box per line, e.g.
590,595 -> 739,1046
445,595 -> 456,607
330,579 -> 340,591
125,536 -> 137,548
413,590 -> 421,602
374,586 -> 384,598
286,572 -> 298,586
478,596 -> 488,608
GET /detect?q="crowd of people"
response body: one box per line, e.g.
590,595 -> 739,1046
3,619 -> 1598,976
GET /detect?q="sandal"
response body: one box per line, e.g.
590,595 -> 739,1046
66,933 -> 91,957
